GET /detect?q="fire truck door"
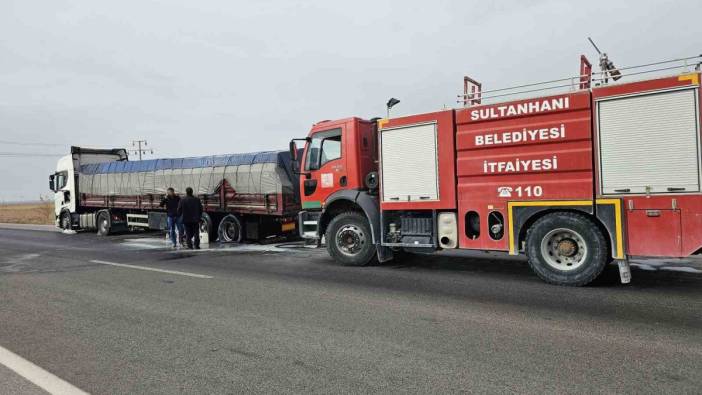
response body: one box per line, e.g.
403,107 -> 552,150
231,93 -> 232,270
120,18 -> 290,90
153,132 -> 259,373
302,127 -> 346,208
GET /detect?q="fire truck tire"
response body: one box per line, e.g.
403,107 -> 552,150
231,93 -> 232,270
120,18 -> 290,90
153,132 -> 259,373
97,211 -> 111,236
326,212 -> 376,266
525,211 -> 608,286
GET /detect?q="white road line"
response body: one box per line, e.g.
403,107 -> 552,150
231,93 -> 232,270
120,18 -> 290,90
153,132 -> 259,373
90,260 -> 213,279
0,344 -> 90,395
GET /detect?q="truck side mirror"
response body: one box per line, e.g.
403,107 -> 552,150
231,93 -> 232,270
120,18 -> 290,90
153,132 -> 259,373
289,140 -> 298,161
289,138 -> 311,178
49,174 -> 56,191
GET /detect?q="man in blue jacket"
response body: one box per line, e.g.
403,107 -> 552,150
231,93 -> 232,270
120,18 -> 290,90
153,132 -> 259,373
159,187 -> 183,248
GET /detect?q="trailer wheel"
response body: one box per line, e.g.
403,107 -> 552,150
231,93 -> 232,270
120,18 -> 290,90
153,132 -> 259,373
60,211 -> 72,230
525,212 -> 608,286
325,212 -> 375,266
97,211 -> 111,236
200,213 -> 219,241
218,215 -> 243,243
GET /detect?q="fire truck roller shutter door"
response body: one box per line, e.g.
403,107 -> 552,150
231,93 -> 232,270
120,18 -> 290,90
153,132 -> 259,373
597,87 -> 700,194
381,122 -> 439,202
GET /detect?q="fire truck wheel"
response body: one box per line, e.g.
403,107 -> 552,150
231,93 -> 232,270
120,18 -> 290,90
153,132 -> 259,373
525,212 -> 608,286
97,211 -> 111,236
326,212 -> 376,266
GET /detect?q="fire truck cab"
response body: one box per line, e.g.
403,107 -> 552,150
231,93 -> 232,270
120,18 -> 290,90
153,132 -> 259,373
291,58 -> 702,286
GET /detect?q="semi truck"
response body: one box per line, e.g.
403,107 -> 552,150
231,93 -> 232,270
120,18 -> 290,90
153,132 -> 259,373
49,148 -> 299,242
290,55 -> 702,286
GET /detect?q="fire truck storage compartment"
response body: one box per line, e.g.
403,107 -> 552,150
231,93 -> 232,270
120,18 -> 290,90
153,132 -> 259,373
626,208 -> 682,257
597,87 -> 700,194
382,210 -> 436,248
380,122 -> 439,202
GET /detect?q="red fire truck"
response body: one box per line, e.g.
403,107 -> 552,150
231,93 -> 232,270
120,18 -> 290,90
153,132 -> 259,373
290,55 -> 702,286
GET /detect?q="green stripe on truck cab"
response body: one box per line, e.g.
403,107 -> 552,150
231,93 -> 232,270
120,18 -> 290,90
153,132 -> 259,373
302,200 -> 322,209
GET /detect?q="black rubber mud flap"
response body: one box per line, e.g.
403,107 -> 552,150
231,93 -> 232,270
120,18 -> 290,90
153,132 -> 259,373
376,245 -> 394,263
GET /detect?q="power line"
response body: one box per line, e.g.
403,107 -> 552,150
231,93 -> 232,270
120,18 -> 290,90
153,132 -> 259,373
0,152 -> 64,157
128,139 -> 154,160
0,140 -> 64,147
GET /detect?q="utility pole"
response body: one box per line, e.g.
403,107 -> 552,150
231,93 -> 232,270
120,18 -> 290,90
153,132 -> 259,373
129,140 -> 154,160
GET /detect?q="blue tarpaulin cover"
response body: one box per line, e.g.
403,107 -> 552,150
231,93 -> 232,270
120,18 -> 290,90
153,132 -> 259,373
77,150 -> 297,197
80,151 -> 288,174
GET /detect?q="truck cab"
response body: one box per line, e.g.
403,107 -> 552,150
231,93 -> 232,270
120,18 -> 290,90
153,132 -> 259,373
49,147 -> 128,229
291,117 -> 384,263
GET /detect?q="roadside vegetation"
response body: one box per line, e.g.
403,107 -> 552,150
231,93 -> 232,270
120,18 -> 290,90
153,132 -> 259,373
0,199 -> 54,225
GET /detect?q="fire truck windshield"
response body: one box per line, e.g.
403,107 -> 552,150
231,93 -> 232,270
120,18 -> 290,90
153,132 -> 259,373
305,128 -> 341,170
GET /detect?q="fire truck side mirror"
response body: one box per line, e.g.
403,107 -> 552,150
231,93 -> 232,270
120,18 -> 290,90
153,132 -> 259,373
289,138 -> 311,178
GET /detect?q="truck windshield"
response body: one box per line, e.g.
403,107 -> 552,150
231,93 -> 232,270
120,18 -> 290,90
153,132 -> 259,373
305,128 -> 342,171
53,171 -> 68,191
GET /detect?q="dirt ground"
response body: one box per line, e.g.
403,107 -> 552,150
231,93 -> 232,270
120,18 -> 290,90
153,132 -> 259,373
0,202 -> 54,225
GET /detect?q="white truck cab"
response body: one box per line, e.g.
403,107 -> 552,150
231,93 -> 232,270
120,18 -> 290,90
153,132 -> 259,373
49,147 -> 128,229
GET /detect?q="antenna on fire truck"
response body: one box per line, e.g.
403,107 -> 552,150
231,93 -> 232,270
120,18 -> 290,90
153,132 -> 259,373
588,37 -> 622,83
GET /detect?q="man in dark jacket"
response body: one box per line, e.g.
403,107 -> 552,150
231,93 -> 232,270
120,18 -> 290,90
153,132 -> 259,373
159,187 -> 183,248
177,187 -> 203,249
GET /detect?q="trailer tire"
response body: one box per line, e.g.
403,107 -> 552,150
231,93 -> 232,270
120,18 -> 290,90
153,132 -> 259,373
325,212 -> 376,266
200,212 -> 219,241
60,210 -> 72,230
97,211 -> 111,236
218,215 -> 243,243
525,211 -> 608,286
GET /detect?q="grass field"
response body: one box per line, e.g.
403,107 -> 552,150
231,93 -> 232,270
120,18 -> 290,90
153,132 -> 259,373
0,202 -> 55,225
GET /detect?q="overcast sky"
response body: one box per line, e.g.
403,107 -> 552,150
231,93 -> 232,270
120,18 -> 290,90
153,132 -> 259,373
1,0 -> 701,201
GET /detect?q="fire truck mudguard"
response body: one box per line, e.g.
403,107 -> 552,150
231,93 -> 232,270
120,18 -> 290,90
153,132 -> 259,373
320,190 -> 379,239
317,189 -> 392,263
509,199 -> 624,262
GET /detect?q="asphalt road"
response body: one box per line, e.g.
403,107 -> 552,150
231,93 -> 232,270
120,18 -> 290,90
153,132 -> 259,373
0,226 -> 701,394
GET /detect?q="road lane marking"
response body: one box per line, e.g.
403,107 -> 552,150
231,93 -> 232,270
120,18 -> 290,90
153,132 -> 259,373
0,344 -> 90,395
90,260 -> 213,279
